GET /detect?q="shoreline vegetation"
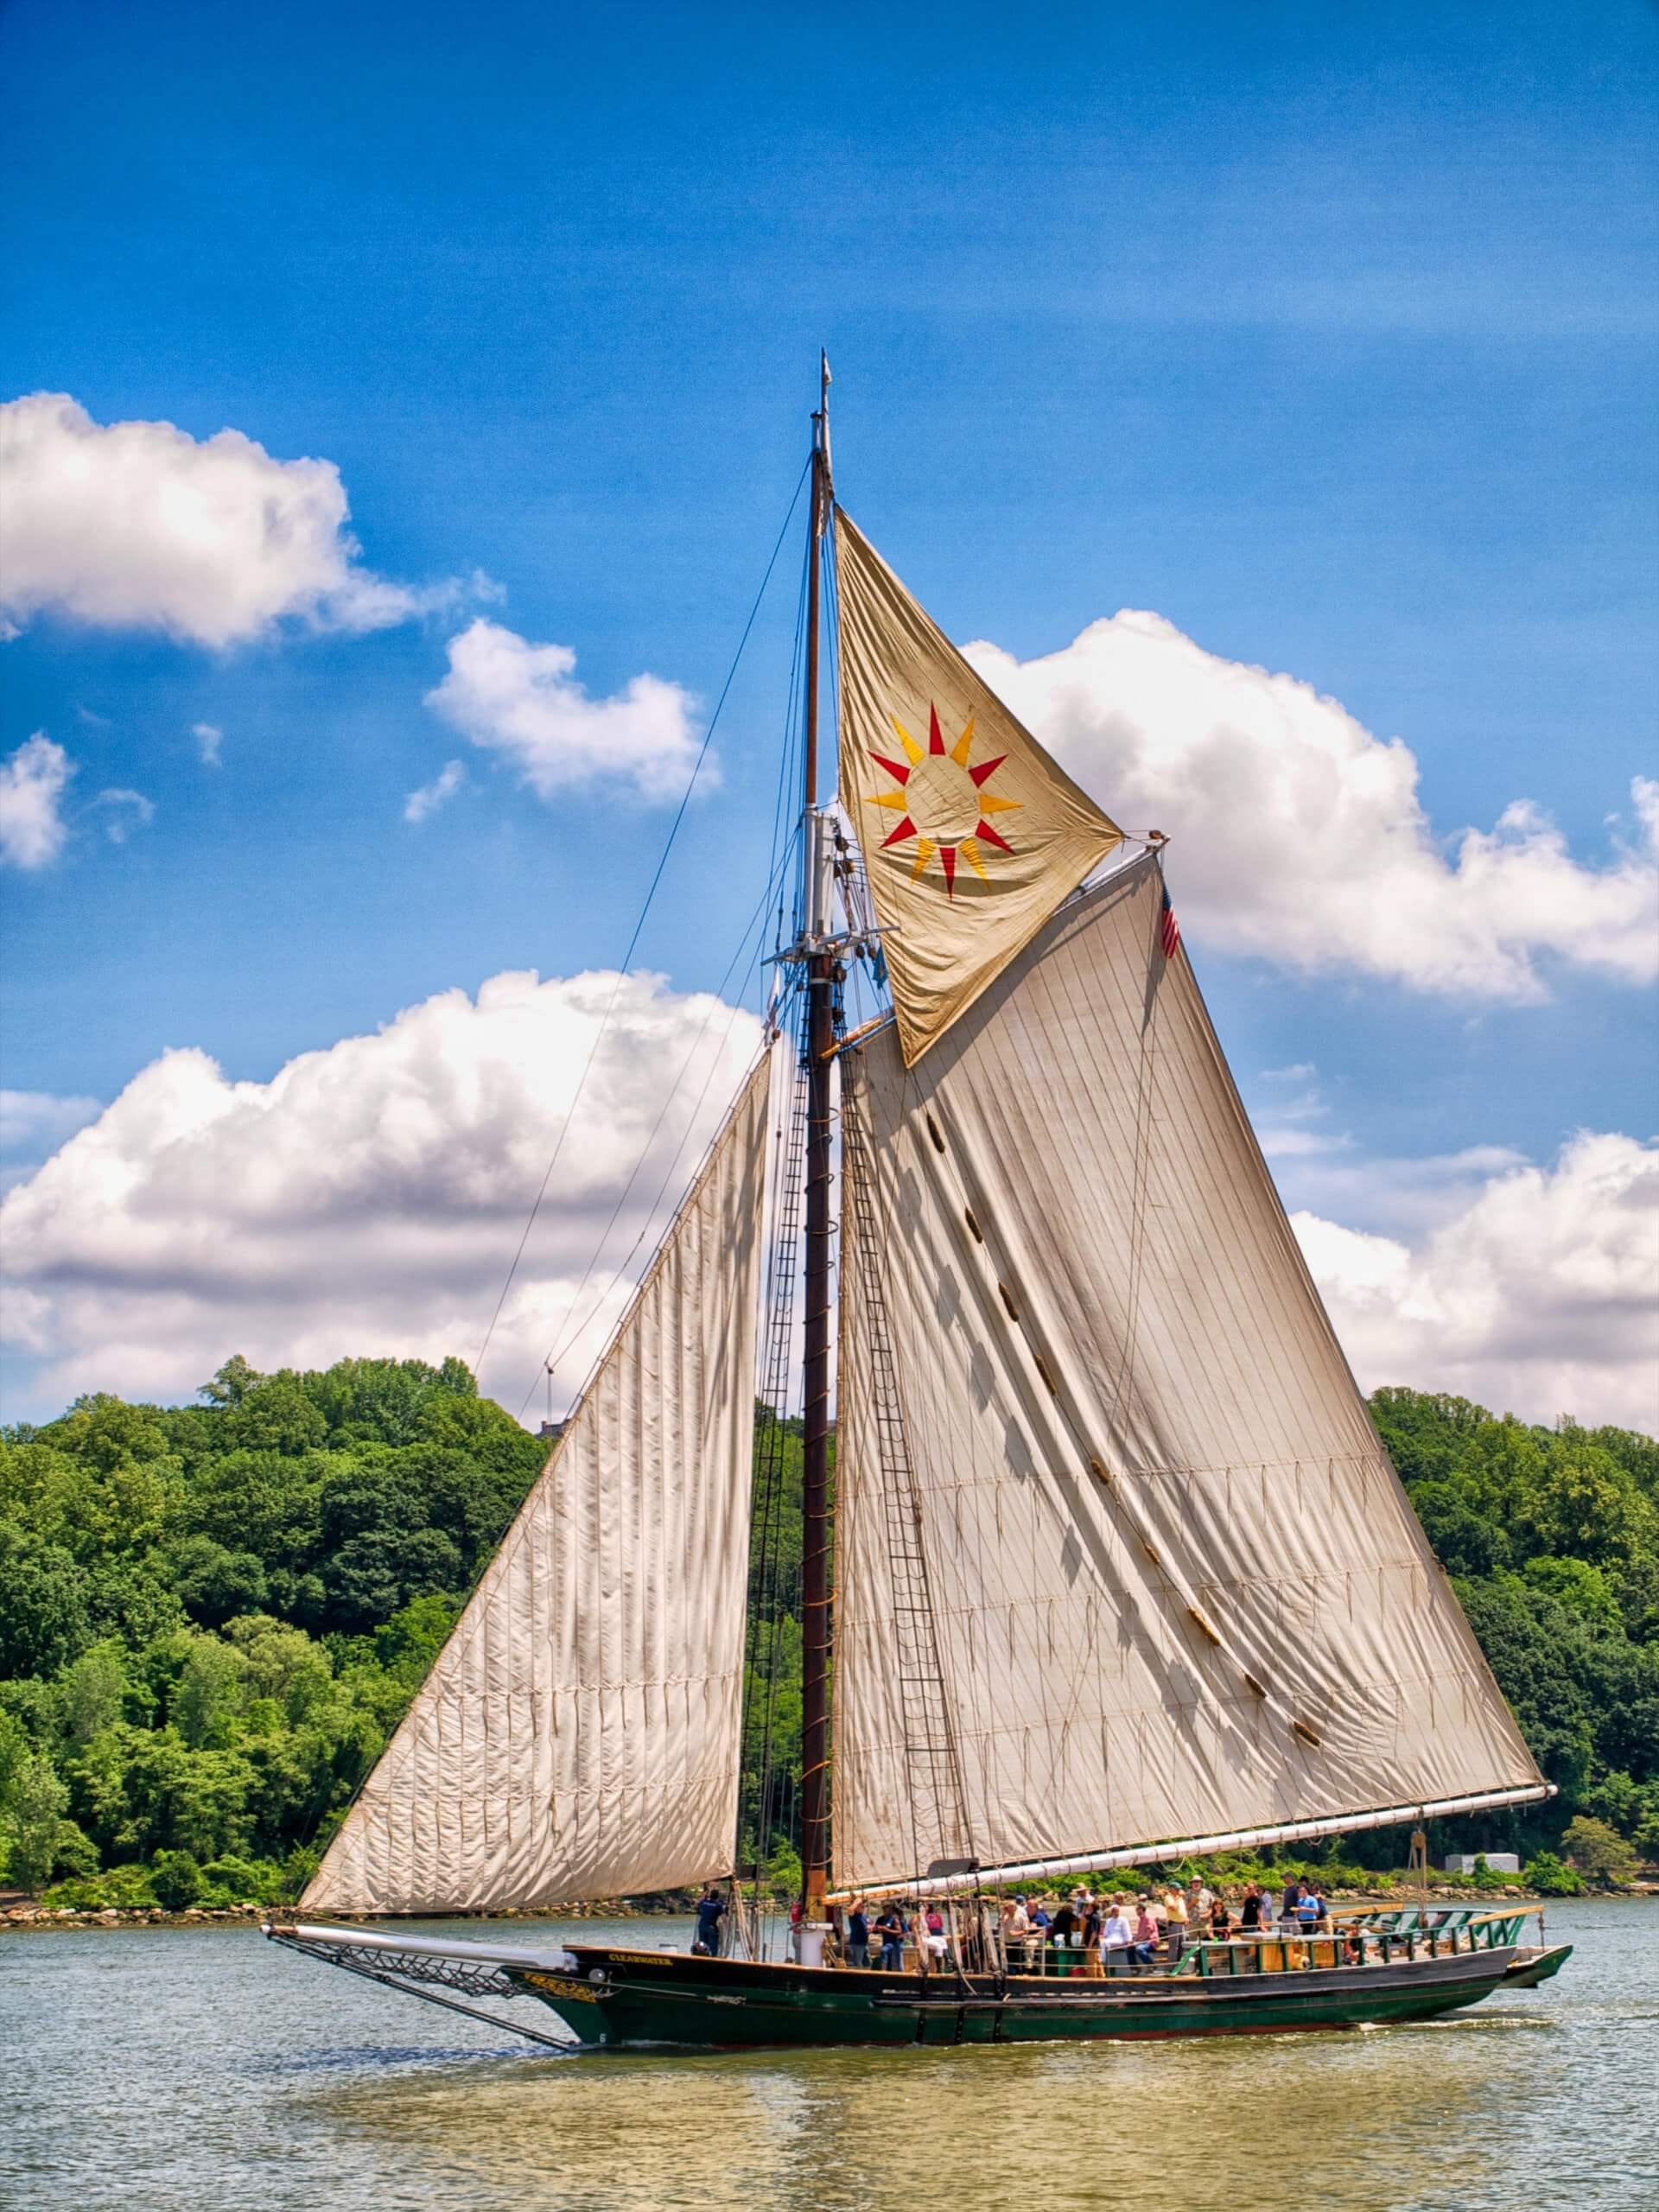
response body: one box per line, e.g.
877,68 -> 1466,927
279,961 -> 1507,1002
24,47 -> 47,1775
3,1358 -> 1656,1928
18,1884 -> 1655,1935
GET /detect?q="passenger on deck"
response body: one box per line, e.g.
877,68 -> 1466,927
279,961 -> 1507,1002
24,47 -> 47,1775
874,1904 -> 907,1972
1081,1895 -> 1103,1962
844,1900 -> 871,1969
1240,1883 -> 1264,1934
1100,1897 -> 1135,1972
1209,1893 -> 1233,1940
1052,1885 -> 1092,1973
1344,1924 -> 1366,1966
1295,1885 -> 1323,1932
1000,1895 -> 1031,1969
1132,1897 -> 1160,1967
923,1906 -> 949,1966
1281,1877 -> 1303,1929
1161,1882 -> 1188,1962
1185,1876 -> 1211,1934
693,1886 -> 726,1956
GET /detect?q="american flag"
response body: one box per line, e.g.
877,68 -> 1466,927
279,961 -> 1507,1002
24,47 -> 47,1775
1160,883 -> 1182,961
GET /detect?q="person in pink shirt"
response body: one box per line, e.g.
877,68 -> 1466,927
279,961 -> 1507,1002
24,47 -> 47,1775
1132,1897 -> 1160,1967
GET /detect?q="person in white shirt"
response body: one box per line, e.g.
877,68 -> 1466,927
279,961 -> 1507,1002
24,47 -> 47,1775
1100,1896 -> 1135,1971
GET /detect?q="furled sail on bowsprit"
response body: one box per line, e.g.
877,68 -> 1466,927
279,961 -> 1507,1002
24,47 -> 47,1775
832,683 -> 1543,1896
836,512 -> 1122,1065
302,1048 -> 775,1915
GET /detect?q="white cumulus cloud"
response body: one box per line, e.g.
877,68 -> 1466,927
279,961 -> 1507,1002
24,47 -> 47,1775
92,787 -> 155,845
0,392 -> 484,649
1294,1132 -> 1659,1428
0,968 -> 764,1420
404,760 -> 466,824
0,733 -> 73,868
193,722 -> 224,767
966,613 -> 1658,999
427,618 -> 709,803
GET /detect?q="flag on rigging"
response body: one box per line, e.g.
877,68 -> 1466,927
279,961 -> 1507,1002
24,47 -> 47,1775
1160,885 -> 1181,961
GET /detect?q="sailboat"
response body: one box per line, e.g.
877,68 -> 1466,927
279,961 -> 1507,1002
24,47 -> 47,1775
267,366 -> 1571,2050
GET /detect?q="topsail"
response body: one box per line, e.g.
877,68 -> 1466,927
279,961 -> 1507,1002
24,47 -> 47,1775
302,1048 -> 774,1915
836,512 -> 1122,1065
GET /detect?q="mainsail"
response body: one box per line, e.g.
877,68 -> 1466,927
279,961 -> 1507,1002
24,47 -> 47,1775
832,623 -> 1543,1892
302,1048 -> 774,1915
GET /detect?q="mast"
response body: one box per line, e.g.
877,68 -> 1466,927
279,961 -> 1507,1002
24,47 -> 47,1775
800,353 -> 834,1925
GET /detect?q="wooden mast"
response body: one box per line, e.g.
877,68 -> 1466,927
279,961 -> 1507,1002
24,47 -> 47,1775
800,353 -> 834,1925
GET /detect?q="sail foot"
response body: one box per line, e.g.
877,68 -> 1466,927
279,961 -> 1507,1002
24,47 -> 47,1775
826,1783 -> 1554,1904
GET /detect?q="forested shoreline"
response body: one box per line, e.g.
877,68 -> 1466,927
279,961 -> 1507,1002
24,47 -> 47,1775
2,1359 -> 1654,1914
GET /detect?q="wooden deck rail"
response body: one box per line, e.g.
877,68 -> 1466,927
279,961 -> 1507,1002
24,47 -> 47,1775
988,1903 -> 1537,1981
1184,1910 -> 1531,1978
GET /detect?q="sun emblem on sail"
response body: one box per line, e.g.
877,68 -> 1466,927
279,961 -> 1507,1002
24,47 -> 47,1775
866,703 -> 1021,897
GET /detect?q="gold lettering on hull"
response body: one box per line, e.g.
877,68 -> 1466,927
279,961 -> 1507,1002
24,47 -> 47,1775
523,1972 -> 601,2003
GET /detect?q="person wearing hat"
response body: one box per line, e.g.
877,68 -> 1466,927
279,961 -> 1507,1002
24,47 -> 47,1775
1161,1880 -> 1189,1963
843,1897 -> 871,1969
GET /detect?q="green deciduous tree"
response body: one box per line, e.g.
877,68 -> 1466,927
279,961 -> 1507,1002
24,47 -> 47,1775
1,1364 -> 1650,1907
1561,1814 -> 1640,1885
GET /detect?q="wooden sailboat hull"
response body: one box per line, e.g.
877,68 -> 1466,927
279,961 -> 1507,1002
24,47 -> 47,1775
520,1941 -> 1531,2052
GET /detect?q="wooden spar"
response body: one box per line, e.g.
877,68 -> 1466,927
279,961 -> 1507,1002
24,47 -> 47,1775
824,1782 -> 1554,1904
800,353 -> 834,1924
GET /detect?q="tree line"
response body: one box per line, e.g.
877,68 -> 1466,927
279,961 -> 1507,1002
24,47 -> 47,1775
0,1363 -> 1653,1908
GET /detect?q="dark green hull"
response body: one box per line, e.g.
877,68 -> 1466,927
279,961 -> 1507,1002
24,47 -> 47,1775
518,1940 -> 1534,2052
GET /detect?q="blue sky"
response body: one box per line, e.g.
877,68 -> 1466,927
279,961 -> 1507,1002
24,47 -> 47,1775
3,0 -> 1655,1427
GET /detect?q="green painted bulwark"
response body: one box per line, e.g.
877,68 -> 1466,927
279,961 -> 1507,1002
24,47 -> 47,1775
517,1942 -> 1525,2052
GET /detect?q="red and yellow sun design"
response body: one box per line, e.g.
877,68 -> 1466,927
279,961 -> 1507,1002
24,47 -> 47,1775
867,703 -> 1021,898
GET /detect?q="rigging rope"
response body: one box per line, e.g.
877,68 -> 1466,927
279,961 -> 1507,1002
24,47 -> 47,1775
472,457 -> 810,1386
518,841 -> 798,1417
514,487 -> 817,1418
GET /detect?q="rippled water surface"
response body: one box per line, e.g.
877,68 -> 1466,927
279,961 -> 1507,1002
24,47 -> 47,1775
3,1900 -> 1655,2211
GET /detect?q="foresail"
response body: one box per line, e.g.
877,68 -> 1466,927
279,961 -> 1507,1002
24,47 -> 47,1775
302,1047 -> 774,1915
835,512 -> 1122,1066
833,861 -> 1540,1891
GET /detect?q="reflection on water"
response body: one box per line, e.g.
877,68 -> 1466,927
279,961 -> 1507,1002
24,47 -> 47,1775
3,1904 -> 1654,2212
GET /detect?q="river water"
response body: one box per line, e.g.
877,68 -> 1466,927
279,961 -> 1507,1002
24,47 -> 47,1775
3,1898 -> 1654,2211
